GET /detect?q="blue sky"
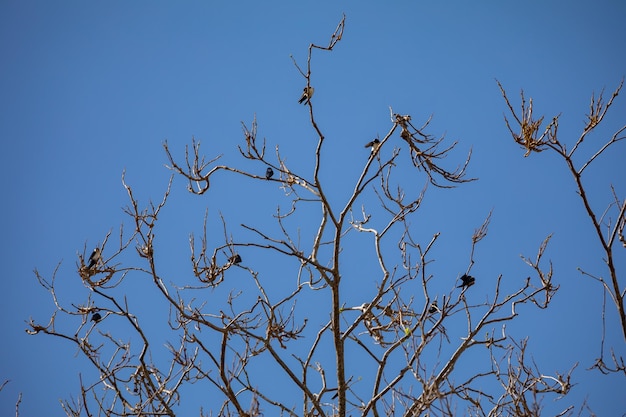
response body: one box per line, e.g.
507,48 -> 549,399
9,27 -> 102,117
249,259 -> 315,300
1,1 -> 625,415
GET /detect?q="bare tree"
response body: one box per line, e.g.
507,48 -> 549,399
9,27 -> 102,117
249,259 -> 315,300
27,16 -> 574,417
497,79 -> 626,376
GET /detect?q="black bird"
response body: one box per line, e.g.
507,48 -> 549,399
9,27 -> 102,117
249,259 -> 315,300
91,312 -> 102,323
428,300 -> 439,314
87,247 -> 101,269
229,254 -> 242,265
266,167 -> 274,180
298,86 -> 314,104
457,274 -> 476,289
364,138 -> 381,154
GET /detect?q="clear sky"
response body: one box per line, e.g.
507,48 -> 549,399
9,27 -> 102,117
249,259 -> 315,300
1,1 -> 625,415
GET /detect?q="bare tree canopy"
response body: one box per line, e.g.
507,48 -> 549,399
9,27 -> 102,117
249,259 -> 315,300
22,15 -> 626,417
2,4 -> 624,417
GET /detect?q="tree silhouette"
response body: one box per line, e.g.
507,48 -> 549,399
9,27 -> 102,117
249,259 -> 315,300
27,16 -> 589,417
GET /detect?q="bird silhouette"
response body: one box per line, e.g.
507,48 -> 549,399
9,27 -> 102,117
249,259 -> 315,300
457,274 -> 476,289
298,86 -> 314,104
364,138 -> 381,154
428,300 -> 439,314
229,254 -> 242,265
91,312 -> 102,323
87,247 -> 101,269
266,167 -> 274,180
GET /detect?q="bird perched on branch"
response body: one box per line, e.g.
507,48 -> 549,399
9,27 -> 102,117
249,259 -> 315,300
298,86 -> 314,104
229,254 -> 242,265
87,247 -> 101,269
364,138 -> 381,154
457,274 -> 476,289
266,167 -> 274,180
428,300 -> 439,314
91,312 -> 102,323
